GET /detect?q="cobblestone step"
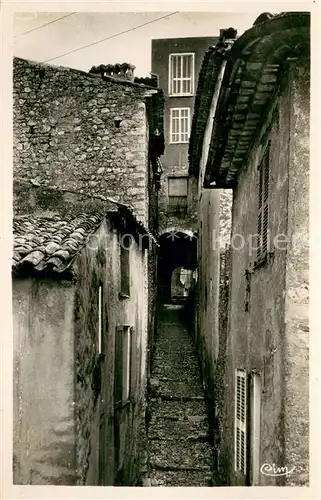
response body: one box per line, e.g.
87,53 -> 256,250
149,468 -> 212,487
149,398 -> 207,417
148,417 -> 209,441
149,440 -> 213,469
146,304 -> 214,486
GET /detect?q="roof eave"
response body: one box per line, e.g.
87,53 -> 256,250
204,12 -> 310,188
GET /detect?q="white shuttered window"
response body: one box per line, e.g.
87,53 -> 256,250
235,369 -> 247,475
169,53 -> 195,96
170,108 -> 190,143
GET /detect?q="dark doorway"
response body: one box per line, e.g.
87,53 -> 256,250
157,231 -> 197,303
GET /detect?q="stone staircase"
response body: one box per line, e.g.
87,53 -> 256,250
145,304 -> 214,486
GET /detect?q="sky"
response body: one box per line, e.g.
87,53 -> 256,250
13,11 -> 261,77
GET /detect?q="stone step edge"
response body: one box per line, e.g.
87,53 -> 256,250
148,415 -> 208,423
148,433 -> 211,442
149,395 -> 205,402
149,462 -> 212,472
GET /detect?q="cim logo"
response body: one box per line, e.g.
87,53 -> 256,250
260,463 -> 295,477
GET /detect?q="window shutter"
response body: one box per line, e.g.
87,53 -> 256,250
235,369 -> 247,475
250,371 -> 262,485
262,148 -> 270,255
257,168 -> 263,261
170,108 -> 190,143
130,327 -> 136,395
114,326 -> 124,405
120,243 -> 130,296
122,326 -> 131,402
256,145 -> 270,262
169,54 -> 194,96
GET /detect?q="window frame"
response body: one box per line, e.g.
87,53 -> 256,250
168,52 -> 195,96
249,370 -> 262,485
114,325 -> 132,407
235,368 -> 248,476
167,175 -> 189,216
169,107 -> 191,144
119,237 -> 131,298
255,143 -> 270,268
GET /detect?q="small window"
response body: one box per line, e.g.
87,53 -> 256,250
170,108 -> 190,143
169,53 -> 195,96
168,176 -> 188,216
114,326 -> 132,405
98,285 -> 102,354
120,237 -> 130,297
256,145 -> 270,264
235,369 -> 247,475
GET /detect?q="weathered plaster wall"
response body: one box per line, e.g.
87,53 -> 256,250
13,278 -> 76,485
13,57 -> 151,224
73,216 -> 149,485
220,62 -> 309,486
283,62 -> 309,486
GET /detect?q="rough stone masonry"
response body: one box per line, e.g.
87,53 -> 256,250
13,57 -> 159,225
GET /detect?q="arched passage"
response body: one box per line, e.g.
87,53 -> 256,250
157,230 -> 197,302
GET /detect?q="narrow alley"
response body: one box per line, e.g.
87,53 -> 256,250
146,303 -> 214,486
10,11 -> 310,489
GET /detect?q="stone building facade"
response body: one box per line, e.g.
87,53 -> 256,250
13,57 -> 164,229
189,14 -> 310,486
151,37 -> 218,236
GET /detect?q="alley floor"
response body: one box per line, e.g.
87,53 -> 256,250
146,303 -> 214,486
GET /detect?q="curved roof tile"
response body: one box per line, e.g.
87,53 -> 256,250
13,213 -> 104,275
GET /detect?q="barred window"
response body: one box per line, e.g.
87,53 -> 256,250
169,53 -> 195,96
170,108 -> 190,143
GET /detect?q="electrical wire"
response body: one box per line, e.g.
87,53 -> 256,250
42,12 -> 179,63
15,12 -> 76,37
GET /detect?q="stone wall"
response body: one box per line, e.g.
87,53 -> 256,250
283,62 -> 309,486
13,57 -> 155,225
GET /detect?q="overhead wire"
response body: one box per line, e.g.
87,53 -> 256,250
15,12 -> 76,37
42,12 -> 179,63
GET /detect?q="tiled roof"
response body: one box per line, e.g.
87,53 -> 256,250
12,212 -> 105,275
203,12 -> 310,188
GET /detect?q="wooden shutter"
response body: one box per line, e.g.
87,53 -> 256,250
250,371 -> 261,485
114,326 -> 123,406
120,244 -> 130,296
235,369 -> 247,475
122,326 -> 131,401
130,327 -> 136,395
256,145 -> 270,262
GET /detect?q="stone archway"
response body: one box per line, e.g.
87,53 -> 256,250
157,229 -> 197,302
